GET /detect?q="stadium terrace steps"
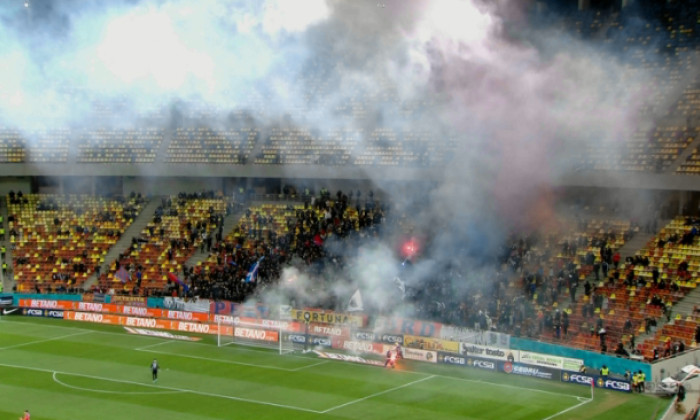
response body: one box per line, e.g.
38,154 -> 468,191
0,196 -> 8,291
154,126 -> 175,164
84,197 -> 160,290
668,285 -> 700,322
670,129 -> 700,173
184,204 -> 247,269
616,229 -> 662,261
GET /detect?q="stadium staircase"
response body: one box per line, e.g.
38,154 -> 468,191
0,197 -> 8,292
616,228 -> 665,261
182,204 -> 247,269
154,127 -> 174,163
668,130 -> 700,173
82,197 -> 162,290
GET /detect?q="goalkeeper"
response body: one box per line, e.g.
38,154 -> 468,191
151,359 -> 160,382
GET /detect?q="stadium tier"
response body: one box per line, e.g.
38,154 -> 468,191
8,193 -> 143,293
4,6 -> 700,419
98,194 -> 231,295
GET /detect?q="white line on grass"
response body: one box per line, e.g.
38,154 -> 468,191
1,319 -> 316,360
0,362 -> 323,414
52,372 -> 182,395
320,375 -> 437,414
289,360 -> 329,371
541,397 -> 593,420
134,340 -> 176,351
431,374 -> 581,400
0,319 -> 584,403
136,347 -> 300,371
0,331 -> 92,351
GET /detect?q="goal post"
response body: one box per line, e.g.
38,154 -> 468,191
216,306 -> 307,355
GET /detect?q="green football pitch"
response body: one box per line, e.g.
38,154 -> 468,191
0,317 -> 668,420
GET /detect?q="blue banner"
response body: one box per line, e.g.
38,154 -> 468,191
437,352 -> 497,371
511,336 -> 651,380
498,361 -> 559,380
560,371 -> 631,393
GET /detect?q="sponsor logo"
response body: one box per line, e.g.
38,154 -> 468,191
503,363 -> 554,379
354,331 -> 376,341
125,317 -> 157,328
124,327 -> 202,341
312,325 -> 343,336
29,299 -> 58,309
2,308 -> 18,315
166,310 -> 193,320
314,351 -> 385,367
288,334 -> 307,344
123,306 -> 149,316
566,374 -> 593,385
261,319 -> 287,329
343,340 -> 374,353
380,334 -> 403,344
0,296 -> 13,306
74,312 -> 104,322
292,310 -> 363,326
25,309 -> 43,317
178,323 -> 211,333
605,380 -> 631,391
473,360 -> 495,370
311,336 -> 331,346
77,302 -> 103,312
441,355 -> 466,365
404,348 -> 436,362
213,314 -> 235,325
47,310 -> 64,318
461,344 -> 508,359
234,327 -> 268,340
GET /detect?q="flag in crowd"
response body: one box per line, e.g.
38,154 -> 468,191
167,272 -> 189,292
245,257 -> 264,283
115,266 -> 130,283
347,289 -> 364,312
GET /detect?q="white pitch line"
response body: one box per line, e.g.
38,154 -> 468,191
134,340 -> 176,351
430,374 -> 582,400
0,331 -> 92,351
1,319 -> 317,360
52,372 -> 181,395
136,348 -> 304,372
289,360 -> 329,372
541,397 -> 593,420
0,362 -> 323,414
320,374 -> 436,413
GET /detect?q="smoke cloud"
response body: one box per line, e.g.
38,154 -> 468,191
0,1 -> 686,314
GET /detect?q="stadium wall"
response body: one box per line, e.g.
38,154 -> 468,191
652,349 -> 700,382
0,177 -> 31,197
123,177 -> 225,196
511,336 -> 652,379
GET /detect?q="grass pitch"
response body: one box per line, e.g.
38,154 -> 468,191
0,317 -> 668,420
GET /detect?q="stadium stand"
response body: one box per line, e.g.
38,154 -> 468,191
98,193 -> 231,295
76,128 -> 164,163
8,193 -> 143,293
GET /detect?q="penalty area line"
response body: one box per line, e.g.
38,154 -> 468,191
0,362 -> 323,414
136,347 -> 316,372
0,331 -> 93,351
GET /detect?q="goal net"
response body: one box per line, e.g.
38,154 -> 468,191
216,311 -> 307,355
